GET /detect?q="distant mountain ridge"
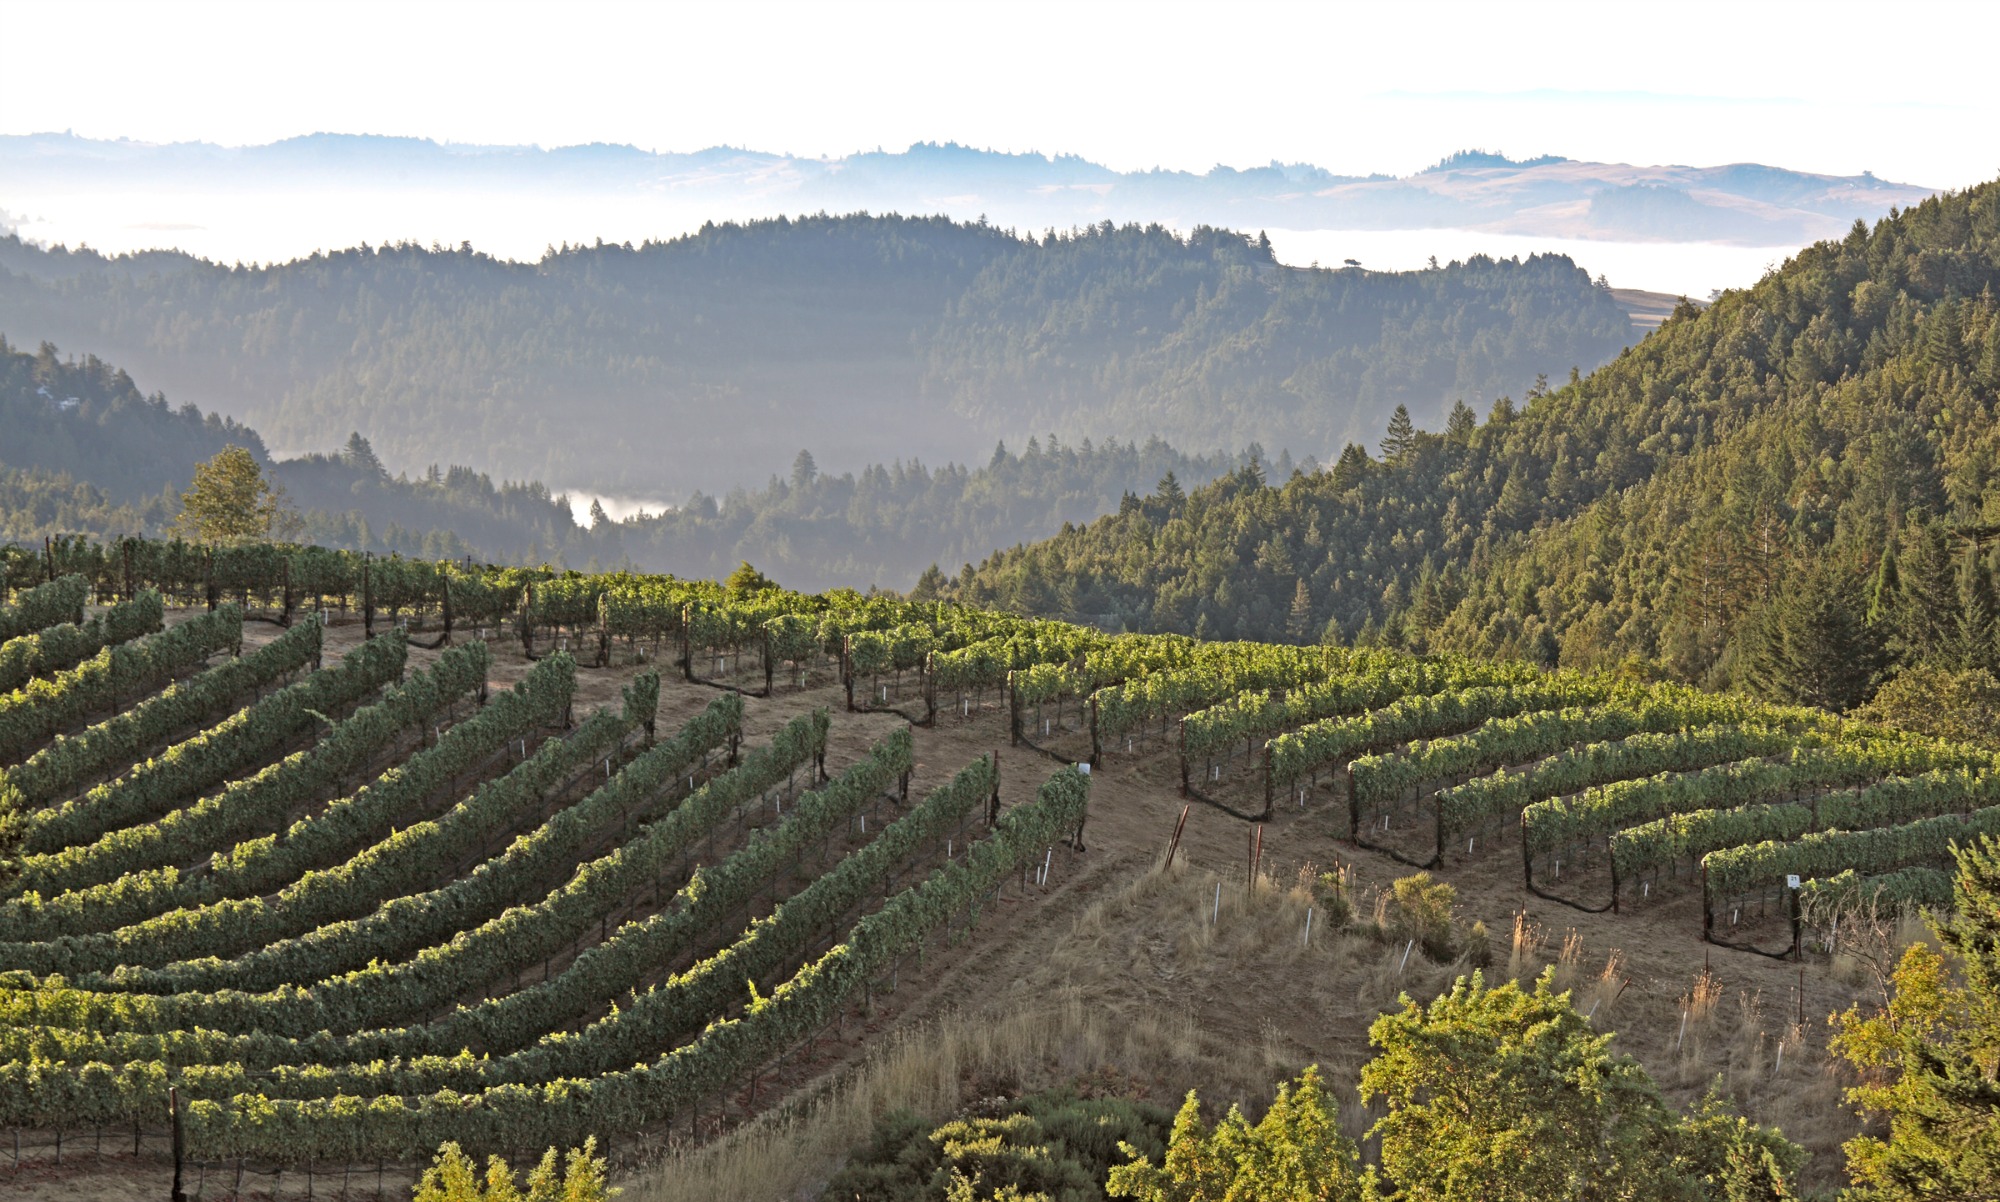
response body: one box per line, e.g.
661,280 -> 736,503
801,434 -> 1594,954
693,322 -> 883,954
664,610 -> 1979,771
0,215 -> 1638,500
0,133 -> 1932,247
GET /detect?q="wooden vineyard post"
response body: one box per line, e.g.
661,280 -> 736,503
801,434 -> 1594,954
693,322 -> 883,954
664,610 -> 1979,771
679,603 -> 694,682
1788,879 -> 1802,960
1521,811 -> 1533,890
205,547 -> 218,612
923,652 -> 937,725
1007,671 -> 1021,746
440,569 -> 454,644
1263,753 -> 1275,819
764,629 -> 776,696
361,552 -> 374,637
520,582 -> 535,658
596,595 -> 609,667
279,558 -> 294,626
1089,695 -> 1101,766
1346,763 -> 1361,843
169,1086 -> 186,1202
842,636 -> 855,712
1701,862 -> 1713,944
1179,720 -> 1190,797
989,749 -> 1002,828
1164,803 -> 1189,870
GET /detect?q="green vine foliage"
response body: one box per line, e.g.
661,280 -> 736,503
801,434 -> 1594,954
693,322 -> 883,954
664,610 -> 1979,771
0,590 -> 163,694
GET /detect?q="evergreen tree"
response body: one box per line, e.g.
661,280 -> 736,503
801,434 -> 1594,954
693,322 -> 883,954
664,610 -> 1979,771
1833,835 -> 2000,1198
1444,398 -> 1477,445
342,431 -> 386,478
791,449 -> 819,490
1157,471 -> 1186,509
1869,539 -> 1901,626
1380,404 -> 1418,461
1286,578 -> 1313,643
1955,553 -> 2000,673
909,562 -> 948,602
1745,559 -> 1884,711
1889,524 -> 1958,666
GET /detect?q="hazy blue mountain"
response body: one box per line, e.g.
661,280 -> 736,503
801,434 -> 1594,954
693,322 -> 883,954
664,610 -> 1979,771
0,134 -> 1932,246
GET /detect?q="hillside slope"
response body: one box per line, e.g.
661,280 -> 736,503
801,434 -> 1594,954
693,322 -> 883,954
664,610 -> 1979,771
949,181 -> 2000,710
0,337 -> 1248,588
0,215 -> 1636,497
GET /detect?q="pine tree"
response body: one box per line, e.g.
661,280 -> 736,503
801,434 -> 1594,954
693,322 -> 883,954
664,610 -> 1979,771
910,562 -> 947,602
790,448 -> 818,490
1868,539 -> 1901,625
1954,554 -> 2000,673
342,431 -> 386,477
1286,578 -> 1313,643
1893,524 -> 1961,665
1746,559 -> 1884,711
1444,399 -> 1477,445
1157,471 -> 1186,509
1381,404 -> 1418,461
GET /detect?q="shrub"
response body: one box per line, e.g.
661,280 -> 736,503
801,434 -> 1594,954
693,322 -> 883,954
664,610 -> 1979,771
411,1138 -> 612,1202
1385,872 -> 1458,961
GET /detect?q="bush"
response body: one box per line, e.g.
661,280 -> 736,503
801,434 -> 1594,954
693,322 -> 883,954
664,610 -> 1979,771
1384,872 -> 1458,961
824,1088 -> 1170,1202
411,1138 -> 612,1202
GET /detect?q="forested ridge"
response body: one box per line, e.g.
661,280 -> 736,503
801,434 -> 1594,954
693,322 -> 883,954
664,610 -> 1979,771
0,214 -> 1636,497
0,335 -> 1249,588
948,180 -> 2000,719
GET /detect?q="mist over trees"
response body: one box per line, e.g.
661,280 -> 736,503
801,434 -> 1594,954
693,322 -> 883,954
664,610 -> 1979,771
0,214 -> 1637,500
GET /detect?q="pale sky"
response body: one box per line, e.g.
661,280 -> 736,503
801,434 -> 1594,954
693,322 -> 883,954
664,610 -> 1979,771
3,0 -> 1996,189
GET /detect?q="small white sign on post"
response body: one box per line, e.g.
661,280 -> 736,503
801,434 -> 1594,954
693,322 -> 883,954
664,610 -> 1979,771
1077,763 -> 1091,775
1786,875 -> 1801,890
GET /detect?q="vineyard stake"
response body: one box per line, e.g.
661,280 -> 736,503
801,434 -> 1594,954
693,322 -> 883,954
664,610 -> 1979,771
1213,881 -> 1221,924
1163,804 -> 1190,869
1303,906 -> 1313,946
1398,938 -> 1414,972
169,1086 -> 186,1202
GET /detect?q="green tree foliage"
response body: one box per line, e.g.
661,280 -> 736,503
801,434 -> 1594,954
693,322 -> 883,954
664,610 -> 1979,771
1359,971 -> 1801,1201
1832,835 -> 2000,1199
724,560 -> 777,595
944,179 -> 2000,715
172,446 -> 299,547
412,1138 -> 612,1202
1106,1066 -> 1364,1202
0,220 -> 1633,503
1741,557 -> 1884,711
1853,664 -> 2000,746
0,335 -> 1244,588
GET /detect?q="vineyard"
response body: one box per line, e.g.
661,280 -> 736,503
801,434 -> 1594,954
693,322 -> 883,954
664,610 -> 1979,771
1,536 -> 1994,1189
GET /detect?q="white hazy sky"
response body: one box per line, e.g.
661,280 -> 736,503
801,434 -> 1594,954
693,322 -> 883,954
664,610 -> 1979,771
3,0 -> 1996,189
